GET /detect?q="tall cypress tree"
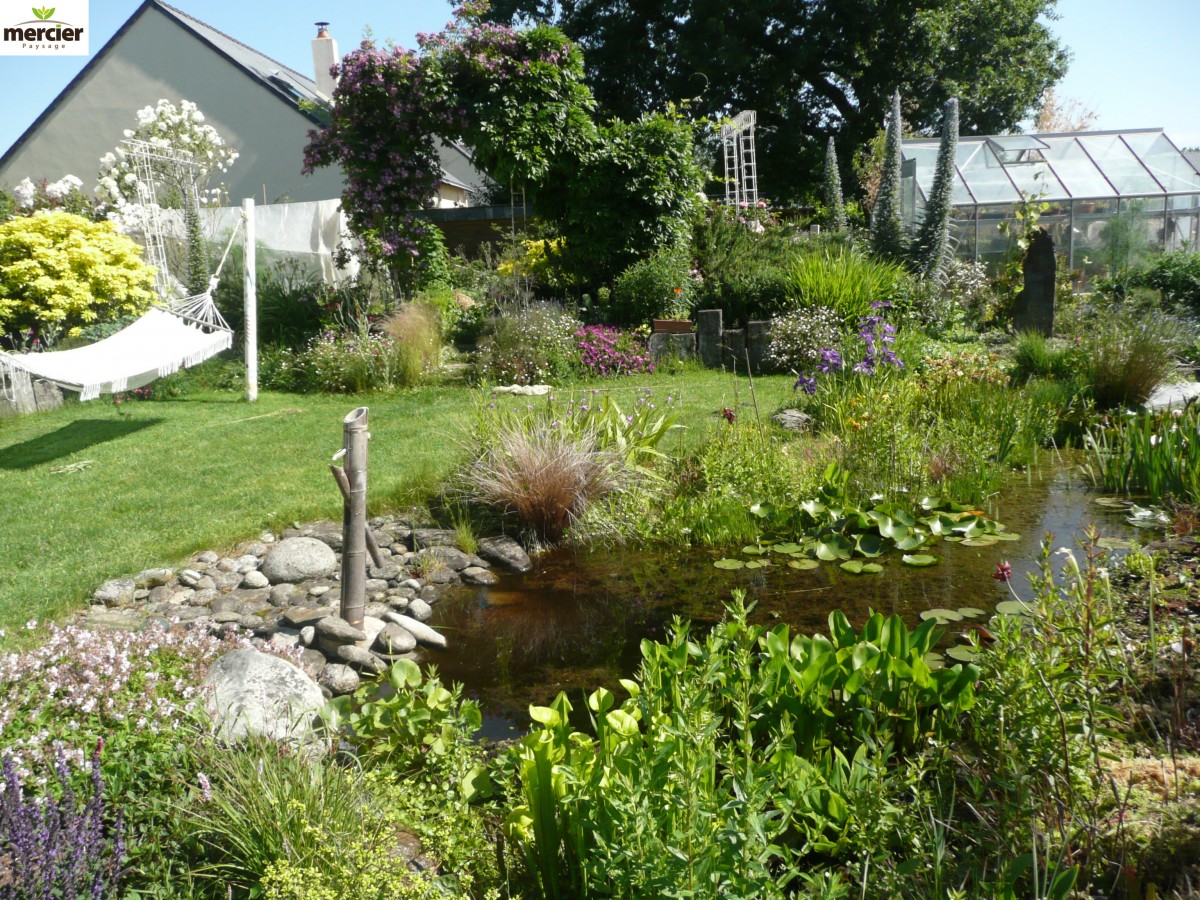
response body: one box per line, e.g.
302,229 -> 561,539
871,89 -> 906,261
914,97 -> 960,282
823,137 -> 847,232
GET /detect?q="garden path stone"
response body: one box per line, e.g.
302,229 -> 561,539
94,578 -> 136,607
261,537 -> 337,584
477,536 -> 532,573
204,649 -> 325,750
83,608 -> 147,630
318,663 -> 360,696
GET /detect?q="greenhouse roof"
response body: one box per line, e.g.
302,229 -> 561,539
901,129 -> 1200,206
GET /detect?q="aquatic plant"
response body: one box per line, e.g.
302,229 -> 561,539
1084,404 -> 1200,505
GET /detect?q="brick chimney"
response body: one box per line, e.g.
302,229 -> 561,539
311,22 -> 338,100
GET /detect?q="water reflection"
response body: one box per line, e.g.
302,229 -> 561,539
426,458 -> 1136,732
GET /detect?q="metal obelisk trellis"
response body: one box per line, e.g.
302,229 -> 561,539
720,110 -> 759,207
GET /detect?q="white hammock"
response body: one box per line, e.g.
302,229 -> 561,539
0,291 -> 233,402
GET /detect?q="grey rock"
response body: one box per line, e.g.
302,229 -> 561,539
134,568 -> 174,589
299,625 -> 316,647
410,528 -> 458,549
477,536 -> 532,573
461,566 -> 499,585
425,567 -> 456,585
269,630 -> 301,650
364,578 -> 389,594
204,649 -> 325,748
241,570 -> 270,589
261,538 -> 338,585
243,542 -> 269,558
424,547 -> 472,571
134,588 -> 150,601
466,555 -> 491,569
383,612 -> 447,650
336,644 -> 387,674
356,616 -> 387,650
772,408 -> 812,432
307,524 -> 343,552
147,585 -> 174,605
210,596 -> 240,615
190,589 -> 218,606
193,575 -> 217,592
212,610 -> 243,624
299,648 -> 326,678
308,584 -> 332,597
315,616 -> 367,646
388,597 -> 410,612
194,551 -> 219,565
238,614 -> 265,629
94,578 -> 136,607
235,554 -> 261,573
318,663 -> 360,696
269,584 -> 300,607
164,606 -> 208,623
365,602 -> 392,620
374,622 -> 417,655
281,607 -> 328,628
83,608 -> 146,630
419,584 -> 443,603
260,531 -> 277,544
368,562 -> 404,582
399,578 -> 422,591
216,557 -> 240,573
406,598 -> 433,622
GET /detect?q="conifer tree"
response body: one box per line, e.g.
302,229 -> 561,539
823,137 -> 847,232
871,89 -> 906,260
914,97 -> 959,281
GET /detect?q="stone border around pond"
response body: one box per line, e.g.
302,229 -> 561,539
82,516 -> 532,697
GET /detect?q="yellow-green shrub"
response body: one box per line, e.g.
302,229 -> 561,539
0,211 -> 157,334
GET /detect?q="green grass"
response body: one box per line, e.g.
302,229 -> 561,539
0,367 -> 797,638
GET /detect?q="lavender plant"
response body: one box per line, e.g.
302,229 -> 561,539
0,745 -> 125,898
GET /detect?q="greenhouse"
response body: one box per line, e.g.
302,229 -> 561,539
900,129 -> 1200,274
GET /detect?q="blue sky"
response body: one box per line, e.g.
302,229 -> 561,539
1,0 -> 1197,176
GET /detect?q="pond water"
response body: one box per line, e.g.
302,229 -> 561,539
423,456 -> 1138,737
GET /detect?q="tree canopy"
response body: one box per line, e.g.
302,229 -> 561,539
485,0 -> 1070,201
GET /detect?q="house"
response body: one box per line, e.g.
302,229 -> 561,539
0,0 -> 485,207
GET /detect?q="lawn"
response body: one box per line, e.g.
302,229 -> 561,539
0,367 -> 796,638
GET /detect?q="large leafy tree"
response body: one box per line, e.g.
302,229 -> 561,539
485,0 -> 1069,201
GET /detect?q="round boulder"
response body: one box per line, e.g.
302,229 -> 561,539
261,537 -> 338,585
203,649 -> 325,750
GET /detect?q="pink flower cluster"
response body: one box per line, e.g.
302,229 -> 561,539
575,325 -> 655,378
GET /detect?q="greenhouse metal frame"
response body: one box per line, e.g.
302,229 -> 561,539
900,128 -> 1200,273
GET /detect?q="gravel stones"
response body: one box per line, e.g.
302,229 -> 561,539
261,537 -> 338,584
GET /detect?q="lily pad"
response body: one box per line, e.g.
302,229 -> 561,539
961,537 -> 999,548
902,553 -> 939,567
1097,537 -> 1134,551
956,607 -> 987,618
773,542 -> 804,554
816,536 -> 853,561
742,545 -> 766,555
920,608 -> 963,623
894,533 -> 926,551
945,645 -> 979,663
923,651 -> 945,667
993,532 -> 1021,542
745,559 -> 767,569
713,558 -> 745,570
1093,497 -> 1128,509
787,558 -> 820,570
854,533 -> 886,557
995,599 -> 1033,616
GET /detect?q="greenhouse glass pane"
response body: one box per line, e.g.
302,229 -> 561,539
1003,160 -> 1068,200
1070,199 -> 1116,274
1041,137 -> 1114,198
1079,134 -> 1162,195
950,206 -> 975,260
1170,194 -> 1200,211
1168,212 -> 1198,251
987,135 -> 1050,153
1122,133 -> 1200,193
904,145 -> 941,196
958,143 -> 1019,203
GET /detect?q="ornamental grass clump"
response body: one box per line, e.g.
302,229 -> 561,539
0,745 -> 125,899
382,301 -> 443,385
1079,306 -> 1191,410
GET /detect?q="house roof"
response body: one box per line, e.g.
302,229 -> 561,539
901,128 -> 1200,206
0,0 -> 330,172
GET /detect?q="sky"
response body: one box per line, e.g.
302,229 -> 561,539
0,0 -> 1197,168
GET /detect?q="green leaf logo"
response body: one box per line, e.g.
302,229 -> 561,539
32,6 -> 55,19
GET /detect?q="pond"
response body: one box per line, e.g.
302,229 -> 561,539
423,456 -> 1137,737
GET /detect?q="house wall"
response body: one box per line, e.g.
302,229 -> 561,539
0,7 -> 343,203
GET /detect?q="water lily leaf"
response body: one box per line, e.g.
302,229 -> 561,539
946,645 -> 979,663
961,537 -> 998,547
923,651 -> 945,668
745,559 -> 767,569
749,502 -> 774,518
787,558 -> 819,570
1093,497 -> 1128,509
800,499 -> 827,518
1097,537 -> 1134,550
860,562 -> 883,573
840,560 -> 866,574
956,607 -> 987,618
894,533 -> 925,551
713,558 -> 745,569
878,519 -> 911,542
956,517 -> 988,538
920,608 -> 963,623
924,513 -> 958,536
855,533 -> 886,557
742,545 -> 766,555
816,536 -> 853,561
773,542 -> 804,554
943,535 -> 964,542
993,532 -> 1021,542
920,496 -> 947,511
902,554 -> 939,567
995,599 -> 1033,617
